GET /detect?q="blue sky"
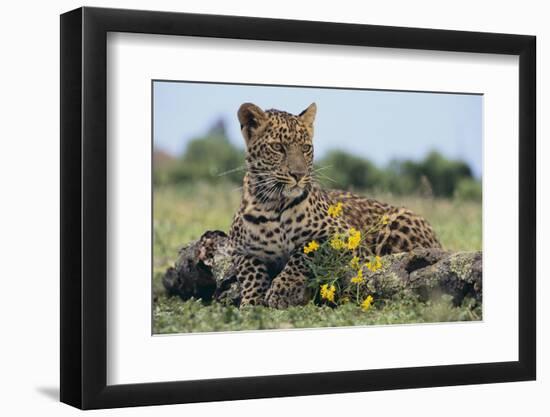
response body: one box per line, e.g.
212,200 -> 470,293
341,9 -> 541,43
153,81 -> 482,177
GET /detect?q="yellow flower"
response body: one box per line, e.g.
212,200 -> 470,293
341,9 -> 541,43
303,240 -> 320,254
361,295 -> 374,311
330,236 -> 345,250
320,283 -> 336,302
381,214 -> 390,225
365,256 -> 383,272
349,256 -> 360,270
346,228 -> 361,250
350,269 -> 364,284
327,202 -> 343,218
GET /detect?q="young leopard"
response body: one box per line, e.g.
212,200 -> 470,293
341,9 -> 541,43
230,102 -> 441,308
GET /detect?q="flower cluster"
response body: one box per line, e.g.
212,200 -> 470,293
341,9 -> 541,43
329,228 -> 362,251
350,268 -> 364,284
361,295 -> 374,311
347,228 -> 361,250
329,235 -> 345,250
303,240 -> 320,254
366,255 -> 383,272
320,284 -> 336,303
327,202 -> 343,218
302,201 -> 380,311
348,251 -> 379,307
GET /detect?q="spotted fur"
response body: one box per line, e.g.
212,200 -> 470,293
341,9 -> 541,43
229,103 -> 441,308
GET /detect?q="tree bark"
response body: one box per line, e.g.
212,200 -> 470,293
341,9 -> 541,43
163,230 -> 482,306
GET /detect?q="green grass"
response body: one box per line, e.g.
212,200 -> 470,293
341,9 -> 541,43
154,296 -> 480,334
153,183 -> 482,334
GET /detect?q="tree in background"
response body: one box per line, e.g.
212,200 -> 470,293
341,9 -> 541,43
314,150 -> 383,190
384,151 -> 474,197
154,119 -> 245,185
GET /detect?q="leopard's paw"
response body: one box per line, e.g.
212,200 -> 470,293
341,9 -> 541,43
265,279 -> 308,309
265,287 -> 290,309
239,295 -> 266,308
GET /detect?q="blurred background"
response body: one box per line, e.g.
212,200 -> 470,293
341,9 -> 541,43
153,81 -> 482,201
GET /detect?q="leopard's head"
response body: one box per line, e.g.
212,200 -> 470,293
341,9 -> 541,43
238,102 -> 317,199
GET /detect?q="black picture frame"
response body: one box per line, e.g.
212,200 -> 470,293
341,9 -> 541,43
60,6 -> 536,410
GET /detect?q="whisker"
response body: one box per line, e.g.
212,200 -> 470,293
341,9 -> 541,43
263,183 -> 282,204
312,165 -> 333,173
253,179 -> 278,190
261,182 -> 282,204
313,173 -> 337,183
257,184 -> 274,204
216,165 -> 247,177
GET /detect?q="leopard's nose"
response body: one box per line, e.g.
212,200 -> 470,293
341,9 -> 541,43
289,170 -> 306,182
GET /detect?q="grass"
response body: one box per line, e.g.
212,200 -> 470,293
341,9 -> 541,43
154,296 -> 480,334
153,183 -> 482,334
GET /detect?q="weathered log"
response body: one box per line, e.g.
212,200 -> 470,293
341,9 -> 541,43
163,230 -> 482,307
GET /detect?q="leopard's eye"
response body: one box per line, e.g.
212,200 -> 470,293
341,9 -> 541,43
302,144 -> 312,153
271,143 -> 284,152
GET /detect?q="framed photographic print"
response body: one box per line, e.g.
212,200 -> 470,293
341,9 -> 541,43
60,6 -> 536,409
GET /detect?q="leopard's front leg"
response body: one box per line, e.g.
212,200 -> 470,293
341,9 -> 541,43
265,251 -> 311,309
233,253 -> 272,307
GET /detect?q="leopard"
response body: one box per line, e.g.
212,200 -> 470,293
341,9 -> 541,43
229,102 -> 441,309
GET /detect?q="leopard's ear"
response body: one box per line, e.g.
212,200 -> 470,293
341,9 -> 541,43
298,103 -> 317,128
238,103 -> 267,144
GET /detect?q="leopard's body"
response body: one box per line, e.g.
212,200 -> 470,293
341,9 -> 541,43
229,103 -> 441,308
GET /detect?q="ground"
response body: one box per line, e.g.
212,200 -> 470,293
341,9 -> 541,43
153,183 -> 482,334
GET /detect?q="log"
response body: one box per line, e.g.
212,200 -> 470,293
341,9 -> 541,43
163,230 -> 482,307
